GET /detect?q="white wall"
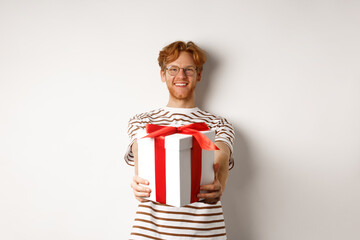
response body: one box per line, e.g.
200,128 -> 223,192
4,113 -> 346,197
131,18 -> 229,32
1,0 -> 359,239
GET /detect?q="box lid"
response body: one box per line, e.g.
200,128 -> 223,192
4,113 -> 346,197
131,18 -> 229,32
165,130 -> 214,150
137,129 -> 215,151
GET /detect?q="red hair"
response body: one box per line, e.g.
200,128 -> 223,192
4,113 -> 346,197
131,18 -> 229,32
158,41 -> 207,72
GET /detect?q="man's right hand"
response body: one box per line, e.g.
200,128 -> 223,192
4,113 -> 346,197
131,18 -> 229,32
131,175 -> 151,202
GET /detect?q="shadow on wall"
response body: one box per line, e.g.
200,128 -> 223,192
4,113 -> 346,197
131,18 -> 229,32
194,48 -> 217,108
195,48 -> 255,240
222,126 -> 254,240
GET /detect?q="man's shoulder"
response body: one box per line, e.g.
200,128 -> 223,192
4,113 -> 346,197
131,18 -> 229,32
197,108 -> 231,123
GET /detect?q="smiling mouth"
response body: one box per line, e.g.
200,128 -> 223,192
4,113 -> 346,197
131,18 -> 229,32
174,82 -> 188,87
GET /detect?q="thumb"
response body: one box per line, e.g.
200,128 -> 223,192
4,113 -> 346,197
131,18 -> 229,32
213,163 -> 220,180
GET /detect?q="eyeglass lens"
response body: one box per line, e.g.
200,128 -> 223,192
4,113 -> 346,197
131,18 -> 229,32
167,66 -> 196,76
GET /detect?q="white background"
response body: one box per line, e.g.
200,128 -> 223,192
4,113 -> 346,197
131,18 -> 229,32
1,0 -> 359,239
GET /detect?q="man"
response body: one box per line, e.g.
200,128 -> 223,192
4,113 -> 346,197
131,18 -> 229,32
124,41 -> 234,239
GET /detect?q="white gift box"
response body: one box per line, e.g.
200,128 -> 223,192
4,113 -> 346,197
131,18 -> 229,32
137,129 -> 215,207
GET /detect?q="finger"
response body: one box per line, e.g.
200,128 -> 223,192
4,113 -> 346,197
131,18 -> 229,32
197,191 -> 222,200
133,189 -> 151,198
197,196 -> 220,204
135,196 -> 149,203
203,197 -> 220,204
200,183 -> 221,192
198,195 -> 221,204
133,176 -> 150,185
131,181 -> 151,193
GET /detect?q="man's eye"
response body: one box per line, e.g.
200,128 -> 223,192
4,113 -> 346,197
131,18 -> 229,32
169,68 -> 178,72
185,68 -> 195,72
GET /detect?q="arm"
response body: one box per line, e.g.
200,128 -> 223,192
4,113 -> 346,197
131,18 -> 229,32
130,140 -> 151,202
198,141 -> 231,204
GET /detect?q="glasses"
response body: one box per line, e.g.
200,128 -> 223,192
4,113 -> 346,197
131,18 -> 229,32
166,65 -> 198,76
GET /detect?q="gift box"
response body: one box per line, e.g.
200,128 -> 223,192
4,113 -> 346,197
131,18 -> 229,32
137,123 -> 218,207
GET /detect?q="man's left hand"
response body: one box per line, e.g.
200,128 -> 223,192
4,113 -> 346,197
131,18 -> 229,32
197,163 -> 222,204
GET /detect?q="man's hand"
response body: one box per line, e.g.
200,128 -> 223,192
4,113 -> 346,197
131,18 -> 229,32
197,163 -> 223,204
131,175 -> 151,202
197,141 -> 230,204
131,140 -> 152,202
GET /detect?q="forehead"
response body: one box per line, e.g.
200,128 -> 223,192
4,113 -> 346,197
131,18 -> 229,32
167,51 -> 195,67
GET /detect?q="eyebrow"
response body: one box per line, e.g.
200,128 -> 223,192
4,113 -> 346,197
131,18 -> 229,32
167,65 -> 196,68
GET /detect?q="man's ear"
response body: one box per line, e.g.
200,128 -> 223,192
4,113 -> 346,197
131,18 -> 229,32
197,71 -> 202,82
160,70 -> 166,82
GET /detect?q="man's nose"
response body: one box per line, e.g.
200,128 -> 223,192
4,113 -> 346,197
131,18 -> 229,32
177,68 -> 186,78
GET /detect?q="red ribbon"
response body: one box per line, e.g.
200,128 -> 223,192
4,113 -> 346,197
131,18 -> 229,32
142,122 -> 218,204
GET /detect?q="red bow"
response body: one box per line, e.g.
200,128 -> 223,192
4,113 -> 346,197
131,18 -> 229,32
142,122 -> 219,150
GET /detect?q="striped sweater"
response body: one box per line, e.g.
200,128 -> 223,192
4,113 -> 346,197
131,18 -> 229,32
125,107 -> 235,240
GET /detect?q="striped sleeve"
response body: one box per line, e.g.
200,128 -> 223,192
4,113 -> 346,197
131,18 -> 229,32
215,117 -> 235,170
124,114 -> 147,166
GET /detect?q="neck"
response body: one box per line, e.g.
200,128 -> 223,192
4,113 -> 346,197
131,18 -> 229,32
166,96 -> 196,108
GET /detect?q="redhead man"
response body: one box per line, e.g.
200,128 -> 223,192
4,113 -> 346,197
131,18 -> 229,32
125,41 -> 234,239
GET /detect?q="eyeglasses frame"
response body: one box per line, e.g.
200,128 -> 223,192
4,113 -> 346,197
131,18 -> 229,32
165,65 -> 198,76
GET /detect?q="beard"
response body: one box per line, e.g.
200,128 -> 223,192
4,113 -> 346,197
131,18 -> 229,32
167,83 -> 196,101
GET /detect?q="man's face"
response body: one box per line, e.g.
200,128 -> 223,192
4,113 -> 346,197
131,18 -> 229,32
161,51 -> 202,101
